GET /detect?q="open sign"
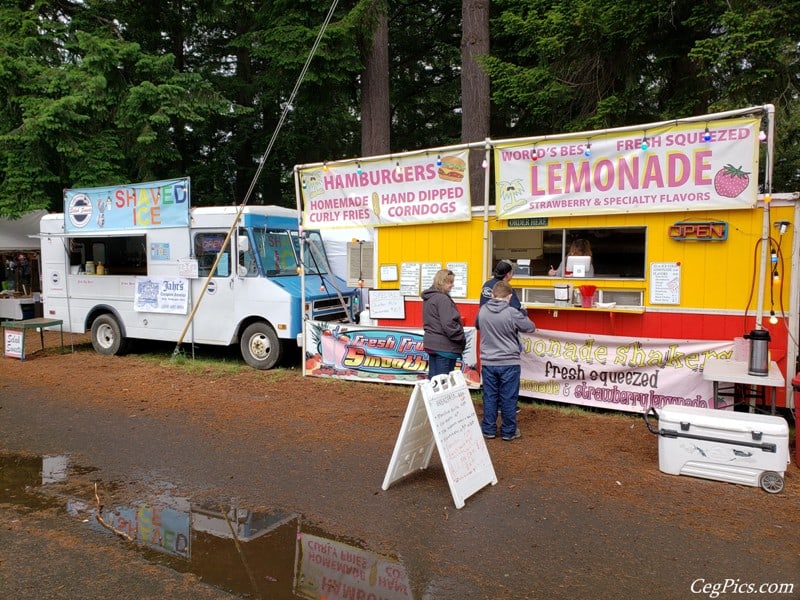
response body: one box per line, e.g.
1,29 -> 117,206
668,221 -> 728,241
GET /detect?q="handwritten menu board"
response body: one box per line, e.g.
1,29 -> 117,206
421,263 -> 441,291
447,262 -> 468,298
399,262 -> 421,296
368,289 -> 405,319
382,371 -> 497,509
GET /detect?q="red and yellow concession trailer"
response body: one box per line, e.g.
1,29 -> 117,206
297,105 -> 798,424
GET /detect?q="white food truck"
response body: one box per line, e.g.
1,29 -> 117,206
40,178 -> 355,369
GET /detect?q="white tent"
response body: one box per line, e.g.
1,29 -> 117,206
0,210 -> 48,251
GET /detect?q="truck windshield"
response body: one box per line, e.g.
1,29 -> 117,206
291,231 -> 330,276
249,229 -> 329,276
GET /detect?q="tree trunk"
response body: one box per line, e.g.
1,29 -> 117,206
361,0 -> 390,157
461,0 -> 490,207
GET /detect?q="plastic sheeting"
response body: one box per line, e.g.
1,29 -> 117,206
0,210 -> 48,251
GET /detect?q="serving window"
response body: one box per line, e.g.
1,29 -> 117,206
194,233 -> 231,278
492,227 -> 646,279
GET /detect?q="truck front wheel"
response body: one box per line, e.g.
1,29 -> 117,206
91,314 -> 128,356
240,322 -> 281,369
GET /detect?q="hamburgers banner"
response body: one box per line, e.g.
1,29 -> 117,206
298,150 -> 471,229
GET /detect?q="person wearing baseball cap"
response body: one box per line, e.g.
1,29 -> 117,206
479,260 -> 523,314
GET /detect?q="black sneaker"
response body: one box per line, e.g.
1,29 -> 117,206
502,429 -> 521,441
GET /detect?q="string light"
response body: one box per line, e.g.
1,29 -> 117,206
395,161 -> 402,174
641,134 -> 649,151
481,159 -> 489,169
759,130 -> 767,142
322,161 -> 329,172
584,142 -> 592,158
769,310 -> 779,325
532,146 -> 538,162
703,126 -> 712,142
436,155 -> 442,167
356,161 -> 362,174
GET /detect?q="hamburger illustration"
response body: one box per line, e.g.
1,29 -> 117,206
437,155 -> 466,182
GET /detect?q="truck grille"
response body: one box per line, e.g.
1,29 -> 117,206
311,296 -> 351,322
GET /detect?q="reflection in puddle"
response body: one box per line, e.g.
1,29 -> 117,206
0,453 -> 414,599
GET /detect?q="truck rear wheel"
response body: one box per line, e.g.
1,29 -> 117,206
91,314 -> 128,356
240,322 -> 281,369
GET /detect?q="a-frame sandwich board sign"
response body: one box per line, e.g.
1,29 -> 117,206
381,370 -> 497,509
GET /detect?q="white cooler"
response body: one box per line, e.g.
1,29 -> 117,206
643,405 -> 790,493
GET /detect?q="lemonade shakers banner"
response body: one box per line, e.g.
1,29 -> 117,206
299,151 -> 471,229
519,329 -> 735,413
64,177 -> 190,232
494,117 -> 760,218
304,321 -> 481,388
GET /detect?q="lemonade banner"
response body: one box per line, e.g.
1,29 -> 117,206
304,320 -> 480,388
299,151 -> 472,229
519,329 -> 735,413
494,117 -> 760,218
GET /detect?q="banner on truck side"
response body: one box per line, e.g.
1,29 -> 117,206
134,277 -> 189,314
519,329 -> 735,413
494,117 -> 760,218
298,151 -> 471,229
64,177 -> 190,232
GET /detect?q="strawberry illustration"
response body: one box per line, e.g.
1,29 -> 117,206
713,164 -> 750,198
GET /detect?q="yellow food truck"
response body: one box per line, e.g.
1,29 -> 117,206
297,105 -> 798,416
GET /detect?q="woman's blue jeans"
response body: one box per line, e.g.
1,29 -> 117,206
427,352 -> 457,379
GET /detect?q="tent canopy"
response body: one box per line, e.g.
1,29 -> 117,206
0,210 -> 48,251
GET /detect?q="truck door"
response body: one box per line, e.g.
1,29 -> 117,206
190,231 -> 235,344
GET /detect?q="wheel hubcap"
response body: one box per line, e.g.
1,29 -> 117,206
250,335 -> 271,359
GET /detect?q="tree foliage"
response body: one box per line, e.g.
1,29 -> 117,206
0,0 -> 798,218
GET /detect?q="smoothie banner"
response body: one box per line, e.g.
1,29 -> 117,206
494,117 -> 760,218
304,320 -> 480,388
64,177 -> 190,232
520,329 -> 734,413
299,151 -> 471,229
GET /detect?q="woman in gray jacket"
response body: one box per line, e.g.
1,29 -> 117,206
421,269 -> 466,379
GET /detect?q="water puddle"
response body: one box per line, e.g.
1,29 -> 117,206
0,452 -> 415,599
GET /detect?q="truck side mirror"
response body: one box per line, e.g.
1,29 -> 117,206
237,235 -> 250,253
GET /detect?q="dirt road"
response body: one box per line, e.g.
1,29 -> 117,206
1,342 -> 798,599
